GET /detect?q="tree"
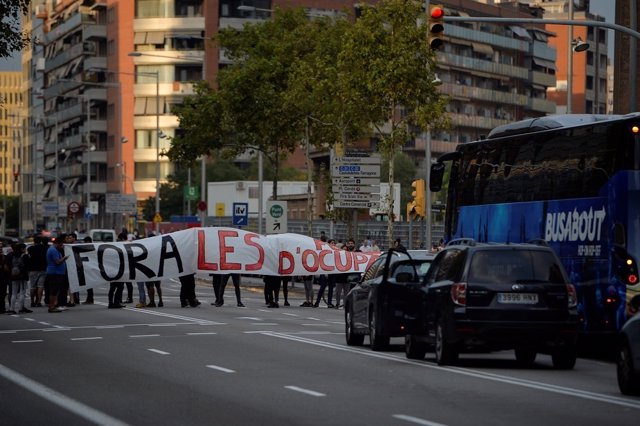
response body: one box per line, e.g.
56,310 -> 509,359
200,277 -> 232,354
339,0 -> 447,242
380,151 -> 417,210
0,1 -> 30,59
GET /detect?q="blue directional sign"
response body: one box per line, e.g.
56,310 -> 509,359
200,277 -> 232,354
232,202 -> 248,226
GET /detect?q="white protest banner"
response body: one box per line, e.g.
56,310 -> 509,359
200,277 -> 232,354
65,227 -> 379,292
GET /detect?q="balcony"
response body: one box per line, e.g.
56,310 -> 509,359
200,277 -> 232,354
439,53 -> 529,81
441,82 -> 529,106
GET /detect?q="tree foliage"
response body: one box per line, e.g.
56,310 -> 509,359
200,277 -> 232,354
339,0 -> 447,239
168,1 -> 447,238
0,0 -> 30,59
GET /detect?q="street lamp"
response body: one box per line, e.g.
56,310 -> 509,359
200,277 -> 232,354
126,53 -> 161,234
128,49 -> 209,227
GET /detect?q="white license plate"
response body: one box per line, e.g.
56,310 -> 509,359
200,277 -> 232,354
497,293 -> 539,304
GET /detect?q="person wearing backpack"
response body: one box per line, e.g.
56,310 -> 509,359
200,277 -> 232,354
5,243 -> 31,314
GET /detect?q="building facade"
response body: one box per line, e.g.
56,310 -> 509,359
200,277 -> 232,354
22,0 -> 562,234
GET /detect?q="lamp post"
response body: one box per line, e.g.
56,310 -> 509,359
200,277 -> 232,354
124,56 -> 161,234
128,49 -> 209,227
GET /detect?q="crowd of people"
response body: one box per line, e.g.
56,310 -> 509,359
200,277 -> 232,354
1,228 -> 441,314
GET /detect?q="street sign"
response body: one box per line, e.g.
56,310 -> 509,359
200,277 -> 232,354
331,164 -> 381,177
333,192 -> 381,202
333,200 -> 380,209
331,177 -> 380,186
332,185 -> 380,194
89,201 -> 99,215
215,203 -> 225,217
232,202 -> 248,226
331,154 -> 382,165
183,186 -> 199,201
105,193 -> 137,214
266,200 -> 288,234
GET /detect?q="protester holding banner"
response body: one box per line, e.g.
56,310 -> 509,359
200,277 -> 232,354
46,234 -> 69,313
179,273 -> 200,307
217,273 -> 244,307
146,281 -> 163,307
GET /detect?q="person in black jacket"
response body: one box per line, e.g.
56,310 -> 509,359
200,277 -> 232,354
28,236 -> 48,308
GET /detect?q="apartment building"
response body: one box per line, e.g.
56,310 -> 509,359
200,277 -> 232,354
0,71 -> 22,234
533,0 -> 608,115
23,0 -> 559,232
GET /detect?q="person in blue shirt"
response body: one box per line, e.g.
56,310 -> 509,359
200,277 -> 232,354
46,234 -> 69,313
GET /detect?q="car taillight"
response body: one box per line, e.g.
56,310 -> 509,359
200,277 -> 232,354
451,282 -> 467,306
566,284 -> 577,308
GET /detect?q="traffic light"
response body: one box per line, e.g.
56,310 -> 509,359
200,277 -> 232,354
408,179 -> 426,219
428,4 -> 445,50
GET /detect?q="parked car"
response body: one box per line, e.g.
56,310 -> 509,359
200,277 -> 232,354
404,241 -> 579,369
345,249 -> 435,350
617,313 -> 640,395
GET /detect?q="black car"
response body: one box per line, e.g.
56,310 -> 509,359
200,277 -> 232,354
617,313 -> 640,395
404,241 -> 579,369
345,249 -> 434,351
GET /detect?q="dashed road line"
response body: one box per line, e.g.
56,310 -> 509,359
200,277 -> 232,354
284,386 -> 326,397
393,414 -> 448,426
206,365 -> 235,373
148,348 -> 170,355
71,337 -> 103,341
130,334 -> 161,338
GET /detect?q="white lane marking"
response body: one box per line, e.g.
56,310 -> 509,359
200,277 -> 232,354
250,323 -> 279,326
148,349 -> 170,355
206,365 -> 235,373
148,324 -> 177,327
238,317 -> 263,321
71,337 -> 103,341
301,323 -> 329,327
12,340 -> 43,343
187,332 -> 217,336
0,362 -> 131,426
44,327 -> 71,331
96,301 -> 223,324
24,318 -> 37,322
256,332 -> 640,410
130,334 -> 161,338
393,414 -> 448,426
284,386 -> 326,397
281,313 -> 298,317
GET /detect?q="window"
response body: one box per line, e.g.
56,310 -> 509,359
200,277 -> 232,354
134,161 -> 173,180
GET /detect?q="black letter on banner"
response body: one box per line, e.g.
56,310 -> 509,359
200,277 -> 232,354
98,244 -> 125,281
125,243 -> 156,280
157,235 -> 183,277
70,244 -> 96,287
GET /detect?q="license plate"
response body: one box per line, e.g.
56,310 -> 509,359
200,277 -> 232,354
497,293 -> 538,304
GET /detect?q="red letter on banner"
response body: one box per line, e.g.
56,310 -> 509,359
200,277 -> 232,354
244,233 -> 264,271
219,230 -> 241,271
197,229 -> 217,271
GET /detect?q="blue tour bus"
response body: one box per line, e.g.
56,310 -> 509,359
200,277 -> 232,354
429,113 -> 640,335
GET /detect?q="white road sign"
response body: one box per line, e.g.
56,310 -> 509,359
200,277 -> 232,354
333,192 -> 381,202
332,177 -> 380,186
333,200 -> 380,209
332,185 -> 379,194
266,200 -> 288,234
331,154 -> 382,165
331,164 -> 381,177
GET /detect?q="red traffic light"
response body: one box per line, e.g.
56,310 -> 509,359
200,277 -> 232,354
430,6 -> 444,20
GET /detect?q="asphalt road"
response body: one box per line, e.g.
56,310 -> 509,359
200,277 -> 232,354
1,277 -> 639,426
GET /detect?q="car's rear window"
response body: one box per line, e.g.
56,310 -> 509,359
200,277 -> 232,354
392,260 -> 432,280
469,250 -> 566,284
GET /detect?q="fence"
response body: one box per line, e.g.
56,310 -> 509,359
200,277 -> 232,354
204,217 -> 444,251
